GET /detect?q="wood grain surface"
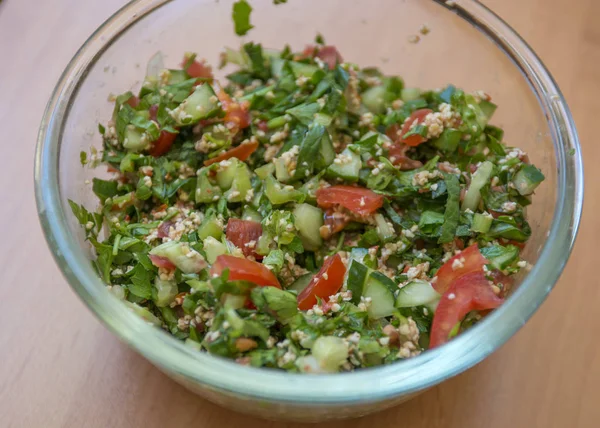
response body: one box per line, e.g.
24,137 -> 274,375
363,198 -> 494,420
0,0 -> 598,427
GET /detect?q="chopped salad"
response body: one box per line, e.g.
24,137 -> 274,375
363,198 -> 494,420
72,38 -> 544,373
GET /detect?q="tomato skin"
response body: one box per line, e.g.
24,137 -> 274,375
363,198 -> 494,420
399,109 -> 433,147
433,244 -> 489,294
149,130 -> 177,157
226,219 -> 263,259
148,254 -> 176,270
203,140 -> 259,166
429,272 -> 504,348
299,45 -> 343,69
215,86 -> 251,130
126,95 -> 140,108
147,104 -> 177,156
297,253 -> 346,310
316,185 -> 384,216
316,45 -> 343,69
183,57 -> 213,80
210,255 -> 280,288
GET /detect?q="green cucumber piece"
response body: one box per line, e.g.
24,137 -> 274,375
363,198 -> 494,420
311,336 -> 349,372
317,132 -> 336,169
512,164 -> 545,196
215,158 -> 239,190
401,87 -> 421,102
203,236 -> 227,264
123,125 -> 148,152
374,214 -> 395,243
363,272 -> 396,319
173,83 -> 222,126
154,277 -> 178,307
479,100 -> 497,120
287,273 -> 314,294
274,157 -> 293,183
345,259 -> 370,304
150,241 -> 207,274
254,163 -> 275,180
471,212 -> 493,233
265,175 -> 305,205
195,169 -> 222,204
293,203 -> 324,250
166,69 -> 189,85
224,162 -> 252,203
462,161 -> 494,211
242,206 -> 262,222
326,148 -> 362,182
361,85 -> 387,114
289,61 -> 320,78
125,302 -> 162,326
395,280 -> 440,310
197,216 -> 223,240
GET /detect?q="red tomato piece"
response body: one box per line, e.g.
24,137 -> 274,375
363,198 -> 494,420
433,243 -> 489,294
297,253 -> 346,310
157,220 -> 174,239
182,57 -> 213,80
148,254 -> 176,270
226,218 -> 263,259
316,45 -> 343,70
147,104 -> 178,156
316,185 -> 384,216
429,272 -> 504,348
399,108 -> 433,147
322,209 -> 351,238
298,45 -> 343,70
203,140 -> 259,166
149,130 -> 177,157
257,120 -> 269,133
214,86 -> 251,130
210,255 -> 281,288
126,95 -> 140,108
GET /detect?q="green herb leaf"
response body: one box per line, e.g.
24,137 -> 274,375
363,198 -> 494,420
438,174 -> 460,243
92,178 -> 119,201
232,0 -> 254,36
128,264 -> 153,300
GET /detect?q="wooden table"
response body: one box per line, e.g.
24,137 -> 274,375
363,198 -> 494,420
1,0 -> 598,426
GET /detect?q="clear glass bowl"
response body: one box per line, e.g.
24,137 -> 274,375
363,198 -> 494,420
34,0 -> 583,421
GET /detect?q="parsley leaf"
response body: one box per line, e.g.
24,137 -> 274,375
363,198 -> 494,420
438,174 -> 460,243
232,0 -> 254,36
92,178 -> 119,201
128,264 -> 153,299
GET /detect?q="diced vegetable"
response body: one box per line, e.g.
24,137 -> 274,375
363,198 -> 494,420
461,161 -> 494,211
311,336 -> 349,372
293,203 -> 324,250
316,185 -> 384,216
433,244 -> 489,294
211,255 -> 281,288
512,164 -> 545,196
363,272 -> 396,319
150,241 -> 208,274
430,272 -> 503,348
203,236 -> 228,264
326,148 -> 362,182
172,83 -> 222,125
265,175 -> 305,205
154,277 -> 178,307
471,212 -> 493,233
395,280 -> 440,311
297,253 -> 346,310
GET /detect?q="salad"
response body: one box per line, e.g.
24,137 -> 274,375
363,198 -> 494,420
72,38 -> 544,373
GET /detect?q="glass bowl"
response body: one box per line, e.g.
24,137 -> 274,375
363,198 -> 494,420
34,0 -> 583,421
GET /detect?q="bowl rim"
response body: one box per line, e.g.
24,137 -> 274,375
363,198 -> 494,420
34,0 -> 584,404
